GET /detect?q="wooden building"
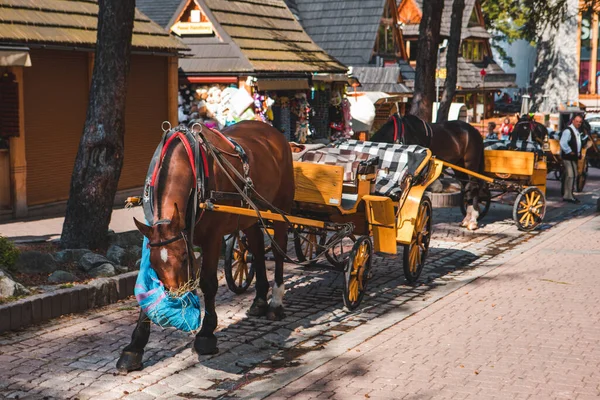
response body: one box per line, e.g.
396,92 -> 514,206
0,1 -> 187,220
137,0 -> 348,140
398,0 -> 516,120
285,0 -> 415,131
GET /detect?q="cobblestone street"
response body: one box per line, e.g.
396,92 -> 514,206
0,173 -> 599,399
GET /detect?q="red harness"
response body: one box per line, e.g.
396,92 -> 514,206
150,130 -> 209,187
392,115 -> 405,143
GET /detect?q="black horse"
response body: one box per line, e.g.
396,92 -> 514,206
510,116 -> 548,144
371,113 -> 487,230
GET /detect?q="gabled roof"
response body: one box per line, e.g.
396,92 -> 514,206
437,54 -> 517,90
137,0 -> 346,75
352,66 -> 410,93
0,0 -> 188,53
399,0 -> 489,40
284,0 -> 388,66
204,0 -> 346,73
136,0 -> 184,29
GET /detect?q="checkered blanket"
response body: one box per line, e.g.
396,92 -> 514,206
484,139 -> 544,157
333,140 -> 429,198
301,147 -> 375,182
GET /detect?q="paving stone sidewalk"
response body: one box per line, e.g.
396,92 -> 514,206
256,212 -> 600,400
0,174 -> 598,399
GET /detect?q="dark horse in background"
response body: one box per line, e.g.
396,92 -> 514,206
117,121 -> 295,373
371,113 -> 486,230
510,115 -> 548,144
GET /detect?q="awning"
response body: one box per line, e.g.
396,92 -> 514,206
0,47 -> 31,67
257,79 -> 309,91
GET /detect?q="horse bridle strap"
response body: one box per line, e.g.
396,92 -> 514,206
147,232 -> 184,248
393,115 -> 405,144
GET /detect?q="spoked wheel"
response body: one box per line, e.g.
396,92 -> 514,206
325,234 -> 356,269
293,229 -> 326,266
403,196 -> 433,283
576,160 -> 588,192
513,186 -> 546,232
224,232 -> 255,294
459,184 -> 491,220
343,236 -> 373,311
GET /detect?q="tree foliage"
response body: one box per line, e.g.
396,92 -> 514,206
480,0 -> 576,66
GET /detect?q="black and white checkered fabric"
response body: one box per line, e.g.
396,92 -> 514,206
334,140 -> 429,197
483,139 -> 544,157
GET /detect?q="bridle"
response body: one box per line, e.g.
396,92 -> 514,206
145,219 -> 196,284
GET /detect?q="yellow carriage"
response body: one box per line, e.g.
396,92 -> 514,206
454,141 -> 547,232
217,140 -> 443,310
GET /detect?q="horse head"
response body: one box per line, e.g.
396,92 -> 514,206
134,203 -> 196,291
371,113 -> 432,147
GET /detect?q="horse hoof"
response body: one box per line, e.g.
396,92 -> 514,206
116,351 -> 144,374
467,222 -> 479,231
266,306 -> 285,321
247,298 -> 268,317
193,335 -> 219,356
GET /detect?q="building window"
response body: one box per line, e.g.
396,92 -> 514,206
462,41 -> 486,62
407,40 -> 418,61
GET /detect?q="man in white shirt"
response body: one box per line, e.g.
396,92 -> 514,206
559,115 -> 588,203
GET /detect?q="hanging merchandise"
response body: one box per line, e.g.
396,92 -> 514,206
291,93 -> 312,144
252,92 -> 275,125
328,91 -> 352,141
341,97 -> 353,138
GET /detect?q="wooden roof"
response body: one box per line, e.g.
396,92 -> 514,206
284,0 -> 388,67
0,0 -> 188,53
202,0 -> 346,73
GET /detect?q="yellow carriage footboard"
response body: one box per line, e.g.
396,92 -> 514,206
362,195 -> 397,255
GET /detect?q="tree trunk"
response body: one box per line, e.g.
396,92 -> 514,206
437,0 -> 466,123
61,0 -> 135,249
409,0 -> 445,121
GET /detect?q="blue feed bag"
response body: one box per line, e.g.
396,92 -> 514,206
134,236 -> 202,332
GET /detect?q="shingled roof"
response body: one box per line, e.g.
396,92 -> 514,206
284,0 -> 388,66
136,0 -> 346,75
0,0 -> 188,53
400,0 -> 489,40
437,54 -> 517,91
352,66 -> 411,93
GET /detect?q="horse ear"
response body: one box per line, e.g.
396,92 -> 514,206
170,203 -> 183,231
134,217 -> 153,239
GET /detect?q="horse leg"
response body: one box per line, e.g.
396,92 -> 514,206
246,223 -> 269,317
467,179 -> 480,231
116,310 -> 151,373
193,240 -> 220,355
267,220 -> 288,320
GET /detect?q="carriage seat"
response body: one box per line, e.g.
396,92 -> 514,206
300,147 -> 378,184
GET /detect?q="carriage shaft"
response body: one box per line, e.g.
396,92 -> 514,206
440,160 -> 496,184
199,203 -> 327,229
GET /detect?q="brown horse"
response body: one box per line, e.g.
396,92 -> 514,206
117,121 -> 295,373
371,113 -> 486,230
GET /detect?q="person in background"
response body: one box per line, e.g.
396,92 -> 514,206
486,122 -> 498,140
560,114 -> 588,204
499,117 -> 513,139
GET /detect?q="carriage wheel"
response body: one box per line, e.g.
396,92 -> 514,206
224,232 -> 255,294
513,187 -> 546,232
576,160 -> 589,192
403,196 -> 432,283
343,236 -> 373,311
325,234 -> 357,269
459,185 -> 491,220
293,229 -> 326,266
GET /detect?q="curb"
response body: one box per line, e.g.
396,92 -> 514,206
0,271 -> 138,334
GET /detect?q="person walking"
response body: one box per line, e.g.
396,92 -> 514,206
560,114 -> 588,204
